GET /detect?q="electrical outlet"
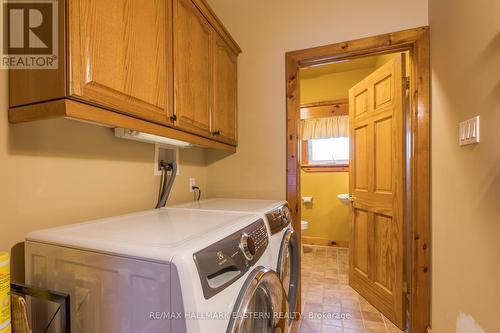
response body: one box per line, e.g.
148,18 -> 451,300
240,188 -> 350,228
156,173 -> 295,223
459,116 -> 480,146
189,178 -> 196,192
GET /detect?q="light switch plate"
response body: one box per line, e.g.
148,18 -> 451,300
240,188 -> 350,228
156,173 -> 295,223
459,116 -> 480,146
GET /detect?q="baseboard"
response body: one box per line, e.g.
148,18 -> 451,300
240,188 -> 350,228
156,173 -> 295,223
302,236 -> 349,248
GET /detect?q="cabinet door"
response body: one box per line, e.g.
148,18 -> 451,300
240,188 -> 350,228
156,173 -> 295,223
173,0 -> 213,137
69,0 -> 173,125
212,35 -> 237,145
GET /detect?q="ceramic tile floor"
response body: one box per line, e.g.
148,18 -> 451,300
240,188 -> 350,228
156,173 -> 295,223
290,245 -> 405,333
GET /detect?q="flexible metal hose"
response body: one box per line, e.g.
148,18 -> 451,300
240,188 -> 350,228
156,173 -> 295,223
156,161 -> 177,208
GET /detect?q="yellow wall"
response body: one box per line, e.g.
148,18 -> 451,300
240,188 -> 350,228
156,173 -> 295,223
430,0 -> 500,332
299,53 -> 404,242
374,53 -> 399,69
205,0 -> 428,201
300,52 -> 405,105
0,77 -> 208,281
300,66 -> 373,241
300,68 -> 374,104
300,171 -> 349,241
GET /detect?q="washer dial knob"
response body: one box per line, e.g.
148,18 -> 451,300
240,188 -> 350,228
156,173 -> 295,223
239,233 -> 256,261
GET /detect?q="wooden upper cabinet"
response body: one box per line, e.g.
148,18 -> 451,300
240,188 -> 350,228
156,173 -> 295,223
173,0 -> 213,137
212,35 -> 238,145
8,0 -> 241,152
69,0 -> 173,125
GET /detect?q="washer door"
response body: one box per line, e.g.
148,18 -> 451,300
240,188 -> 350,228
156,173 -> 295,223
226,267 -> 288,333
276,227 -> 299,318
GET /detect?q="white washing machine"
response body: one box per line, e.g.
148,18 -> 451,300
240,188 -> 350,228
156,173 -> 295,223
25,208 -> 288,333
170,199 -> 300,318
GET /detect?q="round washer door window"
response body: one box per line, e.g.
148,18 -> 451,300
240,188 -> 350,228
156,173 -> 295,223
227,267 -> 288,333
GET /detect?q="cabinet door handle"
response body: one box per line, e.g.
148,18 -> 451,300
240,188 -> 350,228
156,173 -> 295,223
170,115 -> 177,122
212,130 -> 221,136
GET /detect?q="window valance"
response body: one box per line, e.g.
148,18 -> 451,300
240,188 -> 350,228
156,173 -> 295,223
301,115 -> 349,140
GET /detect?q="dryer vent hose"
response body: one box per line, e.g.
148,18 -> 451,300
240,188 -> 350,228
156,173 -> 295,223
156,161 -> 177,209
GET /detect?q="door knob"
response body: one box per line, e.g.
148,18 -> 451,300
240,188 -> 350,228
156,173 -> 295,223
348,195 -> 356,203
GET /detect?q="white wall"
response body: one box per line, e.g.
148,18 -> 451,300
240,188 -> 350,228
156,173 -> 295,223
430,0 -> 500,332
205,0 -> 428,199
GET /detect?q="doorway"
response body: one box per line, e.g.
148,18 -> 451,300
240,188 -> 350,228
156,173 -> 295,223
286,28 -> 430,333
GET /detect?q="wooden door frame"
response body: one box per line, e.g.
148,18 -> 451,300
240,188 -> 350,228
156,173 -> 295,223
285,27 -> 430,333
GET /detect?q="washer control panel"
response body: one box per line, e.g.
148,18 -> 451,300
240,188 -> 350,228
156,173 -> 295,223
193,219 -> 269,299
248,222 -> 268,253
266,203 -> 292,235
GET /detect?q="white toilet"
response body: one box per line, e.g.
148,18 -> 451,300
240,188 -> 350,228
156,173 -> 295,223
301,220 -> 309,231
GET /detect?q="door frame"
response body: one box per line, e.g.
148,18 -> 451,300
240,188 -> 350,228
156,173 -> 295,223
285,27 -> 430,333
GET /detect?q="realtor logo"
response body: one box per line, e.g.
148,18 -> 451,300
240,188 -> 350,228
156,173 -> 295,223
1,0 -> 58,69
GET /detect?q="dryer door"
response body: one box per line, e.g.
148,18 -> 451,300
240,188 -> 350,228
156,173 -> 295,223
226,267 -> 288,333
277,227 -> 299,318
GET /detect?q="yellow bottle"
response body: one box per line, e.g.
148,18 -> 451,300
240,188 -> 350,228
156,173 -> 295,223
0,252 -> 11,333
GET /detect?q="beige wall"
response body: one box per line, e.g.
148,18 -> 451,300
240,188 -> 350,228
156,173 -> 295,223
0,0 -> 431,309
205,0 -> 428,200
0,72 -> 208,280
430,1 -> 500,332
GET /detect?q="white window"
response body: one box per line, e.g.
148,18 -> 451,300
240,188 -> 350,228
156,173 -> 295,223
308,137 -> 349,165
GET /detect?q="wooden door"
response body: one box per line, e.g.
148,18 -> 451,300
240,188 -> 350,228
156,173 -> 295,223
211,35 -> 238,145
69,0 -> 172,125
173,0 -> 213,138
348,54 -> 407,329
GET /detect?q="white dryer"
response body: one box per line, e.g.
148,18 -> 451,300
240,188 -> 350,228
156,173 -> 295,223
170,199 -> 300,318
25,208 -> 288,333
